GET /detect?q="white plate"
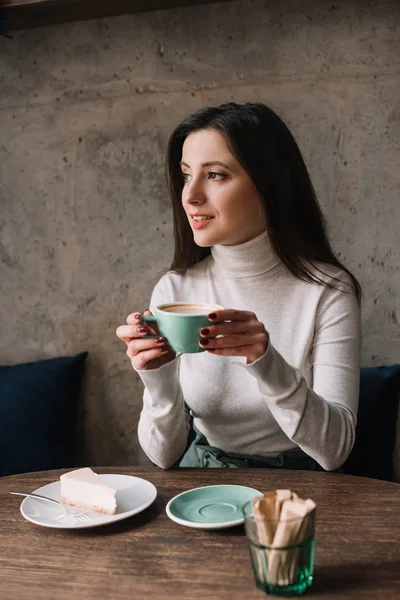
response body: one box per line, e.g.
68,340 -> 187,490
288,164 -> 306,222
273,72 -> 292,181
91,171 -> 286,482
166,485 -> 262,530
20,474 -> 157,529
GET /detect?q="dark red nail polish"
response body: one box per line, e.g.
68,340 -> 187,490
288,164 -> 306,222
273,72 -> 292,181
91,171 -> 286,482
208,313 -> 217,320
137,326 -> 149,333
156,337 -> 165,343
200,328 -> 210,336
200,338 -> 209,345
134,313 -> 141,319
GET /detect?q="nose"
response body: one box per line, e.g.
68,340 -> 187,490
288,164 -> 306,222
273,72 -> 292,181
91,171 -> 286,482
182,177 -> 206,206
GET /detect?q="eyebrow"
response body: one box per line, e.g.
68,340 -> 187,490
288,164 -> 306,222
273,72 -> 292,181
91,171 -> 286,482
180,160 -> 232,171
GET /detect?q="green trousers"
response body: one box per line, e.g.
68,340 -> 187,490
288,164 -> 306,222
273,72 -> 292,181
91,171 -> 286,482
179,425 -> 327,471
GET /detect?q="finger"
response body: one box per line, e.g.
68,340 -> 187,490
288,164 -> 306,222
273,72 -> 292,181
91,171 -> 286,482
208,309 -> 258,323
126,312 -> 144,325
205,346 -> 252,357
199,332 -> 266,350
126,309 -> 159,336
116,323 -> 154,344
205,340 -> 266,359
117,324 -> 142,340
126,336 -> 167,358
143,308 -> 160,335
133,347 -> 171,369
200,320 -> 264,338
126,309 -> 154,325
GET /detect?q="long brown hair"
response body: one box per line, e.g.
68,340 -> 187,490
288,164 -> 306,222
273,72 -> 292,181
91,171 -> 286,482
166,102 -> 361,302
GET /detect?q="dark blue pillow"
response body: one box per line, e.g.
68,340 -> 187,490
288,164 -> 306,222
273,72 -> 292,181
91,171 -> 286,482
0,352 -> 88,477
343,365 -> 400,481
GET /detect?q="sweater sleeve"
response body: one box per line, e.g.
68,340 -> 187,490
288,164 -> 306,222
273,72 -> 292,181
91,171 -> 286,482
244,278 -> 361,471
136,278 -> 191,469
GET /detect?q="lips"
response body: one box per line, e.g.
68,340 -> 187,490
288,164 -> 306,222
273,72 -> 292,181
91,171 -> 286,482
189,214 -> 214,230
189,213 -> 213,220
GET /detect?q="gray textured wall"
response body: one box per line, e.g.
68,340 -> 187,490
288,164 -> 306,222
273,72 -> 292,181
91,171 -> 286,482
1,0 -> 399,467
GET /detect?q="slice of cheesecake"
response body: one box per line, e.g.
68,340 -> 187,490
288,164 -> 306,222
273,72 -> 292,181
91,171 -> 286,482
60,468 -> 117,515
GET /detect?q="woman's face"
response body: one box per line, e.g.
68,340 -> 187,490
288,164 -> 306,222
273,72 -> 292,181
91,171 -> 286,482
181,129 -> 266,247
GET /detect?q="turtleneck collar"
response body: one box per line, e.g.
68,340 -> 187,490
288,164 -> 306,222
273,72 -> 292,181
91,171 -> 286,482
210,230 -> 280,278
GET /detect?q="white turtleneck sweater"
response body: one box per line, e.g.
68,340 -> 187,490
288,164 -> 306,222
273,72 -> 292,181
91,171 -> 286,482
136,232 -> 361,471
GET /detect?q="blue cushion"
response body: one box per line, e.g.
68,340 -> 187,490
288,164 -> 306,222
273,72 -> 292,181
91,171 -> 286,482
343,365 -> 400,481
0,352 -> 88,477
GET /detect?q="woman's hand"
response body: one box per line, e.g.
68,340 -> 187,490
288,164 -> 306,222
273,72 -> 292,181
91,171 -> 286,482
199,309 -> 269,365
116,310 -> 176,371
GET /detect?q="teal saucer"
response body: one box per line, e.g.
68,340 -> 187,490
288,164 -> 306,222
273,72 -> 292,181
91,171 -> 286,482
166,485 -> 262,529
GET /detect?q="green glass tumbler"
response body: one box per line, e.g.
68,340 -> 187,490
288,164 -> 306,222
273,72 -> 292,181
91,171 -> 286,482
243,500 -> 316,597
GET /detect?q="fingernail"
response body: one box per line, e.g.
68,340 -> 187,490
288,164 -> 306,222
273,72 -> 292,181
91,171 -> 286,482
156,337 -> 165,343
200,328 -> 210,336
134,313 -> 141,319
200,338 -> 209,346
208,313 -> 217,320
161,345 -> 169,351
137,326 -> 149,333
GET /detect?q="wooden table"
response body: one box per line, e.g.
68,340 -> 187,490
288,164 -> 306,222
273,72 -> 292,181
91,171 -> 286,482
0,467 -> 399,599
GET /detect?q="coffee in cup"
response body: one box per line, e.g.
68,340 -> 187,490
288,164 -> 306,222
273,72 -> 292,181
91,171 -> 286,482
160,303 -> 219,315
141,302 -> 223,354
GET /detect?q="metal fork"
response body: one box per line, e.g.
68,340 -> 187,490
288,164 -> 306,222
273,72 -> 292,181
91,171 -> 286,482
10,491 -> 92,523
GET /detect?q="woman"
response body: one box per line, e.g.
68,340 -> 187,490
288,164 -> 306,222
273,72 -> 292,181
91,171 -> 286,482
116,102 -> 361,471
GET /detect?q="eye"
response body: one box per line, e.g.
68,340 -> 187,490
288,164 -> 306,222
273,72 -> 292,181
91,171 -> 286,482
182,172 -> 192,182
208,171 -> 225,181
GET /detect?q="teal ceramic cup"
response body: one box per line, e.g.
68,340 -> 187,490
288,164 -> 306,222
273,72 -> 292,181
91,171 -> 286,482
141,302 -> 223,354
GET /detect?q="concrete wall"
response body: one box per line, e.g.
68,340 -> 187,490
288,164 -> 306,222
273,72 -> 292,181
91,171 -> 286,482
1,0 -> 399,466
